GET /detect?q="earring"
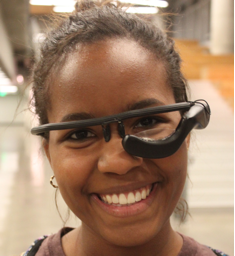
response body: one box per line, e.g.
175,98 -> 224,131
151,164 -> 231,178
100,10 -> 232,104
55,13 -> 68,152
50,175 -> 58,188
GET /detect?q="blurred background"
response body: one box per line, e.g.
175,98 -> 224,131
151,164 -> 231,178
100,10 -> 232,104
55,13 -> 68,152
0,0 -> 233,255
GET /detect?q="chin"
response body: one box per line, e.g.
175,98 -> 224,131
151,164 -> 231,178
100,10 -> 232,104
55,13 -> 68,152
104,231 -> 155,247
97,217 -> 168,248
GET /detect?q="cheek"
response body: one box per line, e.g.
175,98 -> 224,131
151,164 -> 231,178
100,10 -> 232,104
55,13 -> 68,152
49,147 -> 97,206
154,142 -> 188,194
51,144 -> 94,172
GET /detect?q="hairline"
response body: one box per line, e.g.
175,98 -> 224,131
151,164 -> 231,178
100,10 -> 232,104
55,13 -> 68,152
43,36 -> 171,114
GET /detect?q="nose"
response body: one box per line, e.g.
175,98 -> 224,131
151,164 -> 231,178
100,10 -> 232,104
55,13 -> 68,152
97,135 -> 143,175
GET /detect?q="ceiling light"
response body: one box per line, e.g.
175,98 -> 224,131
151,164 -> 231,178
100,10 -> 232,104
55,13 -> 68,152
0,68 -> 12,85
30,0 -> 75,6
30,0 -> 53,6
0,86 -> 18,94
30,0 -> 168,8
0,68 -> 18,96
124,6 -> 158,14
119,0 -> 168,8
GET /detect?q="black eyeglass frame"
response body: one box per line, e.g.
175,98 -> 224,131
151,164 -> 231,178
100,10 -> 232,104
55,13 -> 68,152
31,100 -> 210,159
123,100 -> 210,158
31,101 -> 194,136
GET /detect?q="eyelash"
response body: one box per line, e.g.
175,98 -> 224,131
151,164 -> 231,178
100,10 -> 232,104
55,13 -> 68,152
133,116 -> 166,128
62,116 -> 166,142
66,129 -> 96,141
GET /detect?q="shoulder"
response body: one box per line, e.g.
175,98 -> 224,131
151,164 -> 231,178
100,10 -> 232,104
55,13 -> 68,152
178,233 -> 229,256
21,227 -> 74,256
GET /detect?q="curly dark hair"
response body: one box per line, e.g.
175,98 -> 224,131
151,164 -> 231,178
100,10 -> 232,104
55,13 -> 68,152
32,0 -> 188,126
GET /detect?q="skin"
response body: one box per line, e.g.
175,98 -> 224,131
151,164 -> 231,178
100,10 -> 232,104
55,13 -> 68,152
44,38 -> 190,256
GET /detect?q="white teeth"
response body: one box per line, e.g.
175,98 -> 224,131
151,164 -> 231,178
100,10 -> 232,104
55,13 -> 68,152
135,191 -> 141,202
106,195 -> 112,204
101,184 -> 154,206
127,192 -> 135,204
119,194 -> 127,205
112,194 -> 119,204
141,189 -> 146,199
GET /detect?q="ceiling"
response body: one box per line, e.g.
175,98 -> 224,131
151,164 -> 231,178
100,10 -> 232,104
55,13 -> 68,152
1,0 -> 31,59
0,0 -> 31,81
0,0 -> 180,80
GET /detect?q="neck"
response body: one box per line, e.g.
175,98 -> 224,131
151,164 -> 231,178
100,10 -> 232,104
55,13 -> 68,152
62,221 -> 183,256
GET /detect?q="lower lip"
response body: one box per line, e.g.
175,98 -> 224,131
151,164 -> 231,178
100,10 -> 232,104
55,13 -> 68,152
91,183 -> 158,217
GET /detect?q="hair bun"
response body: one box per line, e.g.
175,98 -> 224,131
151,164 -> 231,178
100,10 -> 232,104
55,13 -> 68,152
74,0 -> 118,13
74,0 -> 96,12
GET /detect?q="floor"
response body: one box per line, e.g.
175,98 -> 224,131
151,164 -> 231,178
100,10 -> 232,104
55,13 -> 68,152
187,80 -> 234,208
0,80 -> 233,256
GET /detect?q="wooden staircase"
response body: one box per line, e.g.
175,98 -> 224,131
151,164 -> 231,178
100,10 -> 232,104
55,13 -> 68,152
174,39 -> 234,108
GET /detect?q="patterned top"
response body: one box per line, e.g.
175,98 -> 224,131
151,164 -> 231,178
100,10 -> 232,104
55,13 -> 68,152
21,228 -> 230,256
20,236 -> 48,256
209,247 -> 229,256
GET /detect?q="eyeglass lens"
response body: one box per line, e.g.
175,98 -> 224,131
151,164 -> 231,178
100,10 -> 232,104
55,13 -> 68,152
50,111 -> 180,148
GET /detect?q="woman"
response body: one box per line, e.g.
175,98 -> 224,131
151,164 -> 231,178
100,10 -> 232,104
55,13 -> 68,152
22,1 -> 227,255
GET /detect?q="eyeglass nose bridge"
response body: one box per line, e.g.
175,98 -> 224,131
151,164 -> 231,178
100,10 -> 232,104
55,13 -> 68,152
102,119 -> 125,142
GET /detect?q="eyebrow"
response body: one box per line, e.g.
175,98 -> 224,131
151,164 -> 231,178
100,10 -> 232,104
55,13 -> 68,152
60,112 -> 95,122
60,98 -> 164,122
127,98 -> 164,111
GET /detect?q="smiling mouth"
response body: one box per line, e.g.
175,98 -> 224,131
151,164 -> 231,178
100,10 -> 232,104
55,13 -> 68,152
98,183 -> 155,206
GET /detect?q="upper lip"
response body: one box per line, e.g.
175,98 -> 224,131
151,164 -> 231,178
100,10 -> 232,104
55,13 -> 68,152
93,181 -> 160,196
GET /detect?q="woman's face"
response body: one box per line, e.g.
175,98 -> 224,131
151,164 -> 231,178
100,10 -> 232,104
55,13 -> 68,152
45,38 -> 188,246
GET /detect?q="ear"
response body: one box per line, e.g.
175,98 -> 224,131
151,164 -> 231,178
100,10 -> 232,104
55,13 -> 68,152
43,138 -> 51,163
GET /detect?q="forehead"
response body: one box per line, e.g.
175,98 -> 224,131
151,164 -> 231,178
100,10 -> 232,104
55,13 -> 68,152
48,38 -> 174,122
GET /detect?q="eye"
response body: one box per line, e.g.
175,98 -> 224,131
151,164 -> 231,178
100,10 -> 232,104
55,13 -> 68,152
69,130 -> 95,141
135,117 -> 161,128
60,128 -> 99,149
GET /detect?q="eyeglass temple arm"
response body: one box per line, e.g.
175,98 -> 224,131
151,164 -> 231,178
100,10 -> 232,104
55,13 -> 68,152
122,103 -> 210,159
